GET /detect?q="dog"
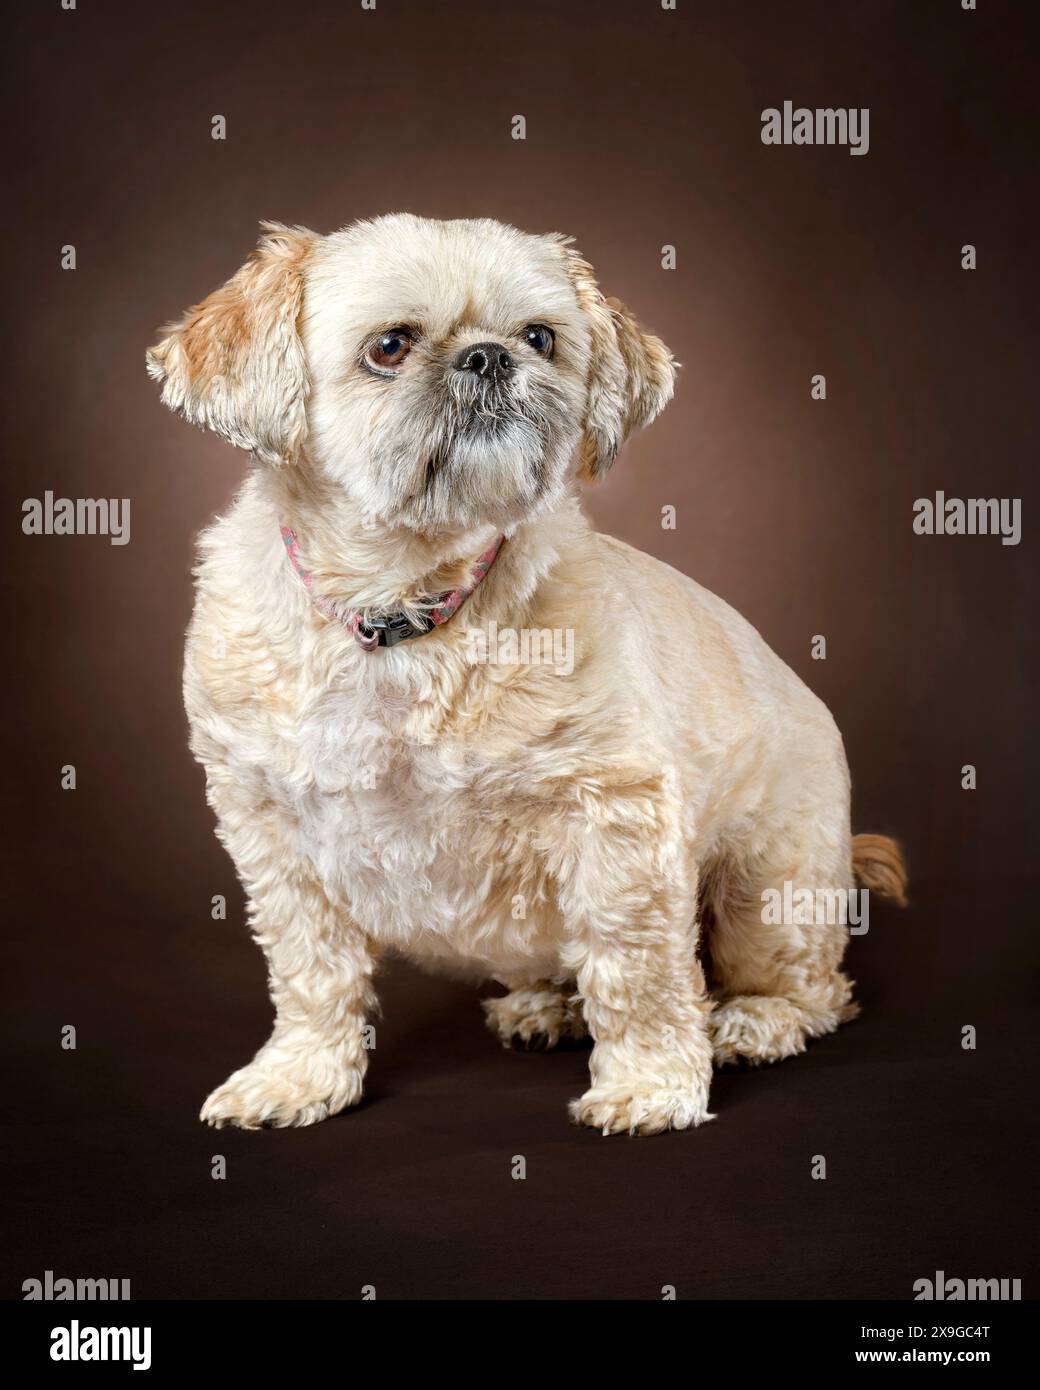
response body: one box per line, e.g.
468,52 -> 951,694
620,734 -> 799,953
147,214 -> 906,1136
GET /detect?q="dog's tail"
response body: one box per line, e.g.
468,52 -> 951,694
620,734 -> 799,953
852,834 -> 908,906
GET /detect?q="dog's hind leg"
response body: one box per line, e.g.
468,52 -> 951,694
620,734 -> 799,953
706,821 -> 908,1066
706,829 -> 859,1067
483,979 -> 587,1051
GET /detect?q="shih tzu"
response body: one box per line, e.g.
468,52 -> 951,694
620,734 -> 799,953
147,215 -> 906,1136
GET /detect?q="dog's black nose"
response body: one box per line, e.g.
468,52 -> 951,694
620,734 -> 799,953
454,341 -> 514,381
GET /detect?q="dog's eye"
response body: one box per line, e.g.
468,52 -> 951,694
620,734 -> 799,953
522,324 -> 555,358
365,329 -> 414,372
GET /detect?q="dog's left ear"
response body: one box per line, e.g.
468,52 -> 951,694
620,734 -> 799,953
146,221 -> 317,466
560,244 -> 677,479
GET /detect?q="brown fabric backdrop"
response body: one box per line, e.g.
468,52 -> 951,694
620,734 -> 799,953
3,0 -> 1036,1300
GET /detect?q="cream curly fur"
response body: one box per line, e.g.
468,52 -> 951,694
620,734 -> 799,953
148,215 -> 904,1137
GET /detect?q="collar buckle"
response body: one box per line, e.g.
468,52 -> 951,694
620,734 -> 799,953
282,524 -> 505,651
357,612 -> 434,648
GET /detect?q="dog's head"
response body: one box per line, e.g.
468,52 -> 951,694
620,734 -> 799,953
147,215 -> 675,533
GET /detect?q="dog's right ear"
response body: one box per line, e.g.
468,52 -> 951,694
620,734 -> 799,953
146,222 -> 317,466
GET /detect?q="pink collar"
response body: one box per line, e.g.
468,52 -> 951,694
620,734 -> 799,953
280,525 -> 505,651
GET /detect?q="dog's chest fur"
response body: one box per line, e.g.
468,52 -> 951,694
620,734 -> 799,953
211,643 -> 568,979
184,494 -> 609,982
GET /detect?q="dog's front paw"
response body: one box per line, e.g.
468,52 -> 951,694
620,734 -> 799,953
200,1053 -> 364,1130
569,1080 -> 714,1137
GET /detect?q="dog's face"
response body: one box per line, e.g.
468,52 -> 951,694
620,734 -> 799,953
303,216 -> 595,532
148,215 -> 675,535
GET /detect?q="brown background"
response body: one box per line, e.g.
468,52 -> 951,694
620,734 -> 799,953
3,0 -> 1037,1300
